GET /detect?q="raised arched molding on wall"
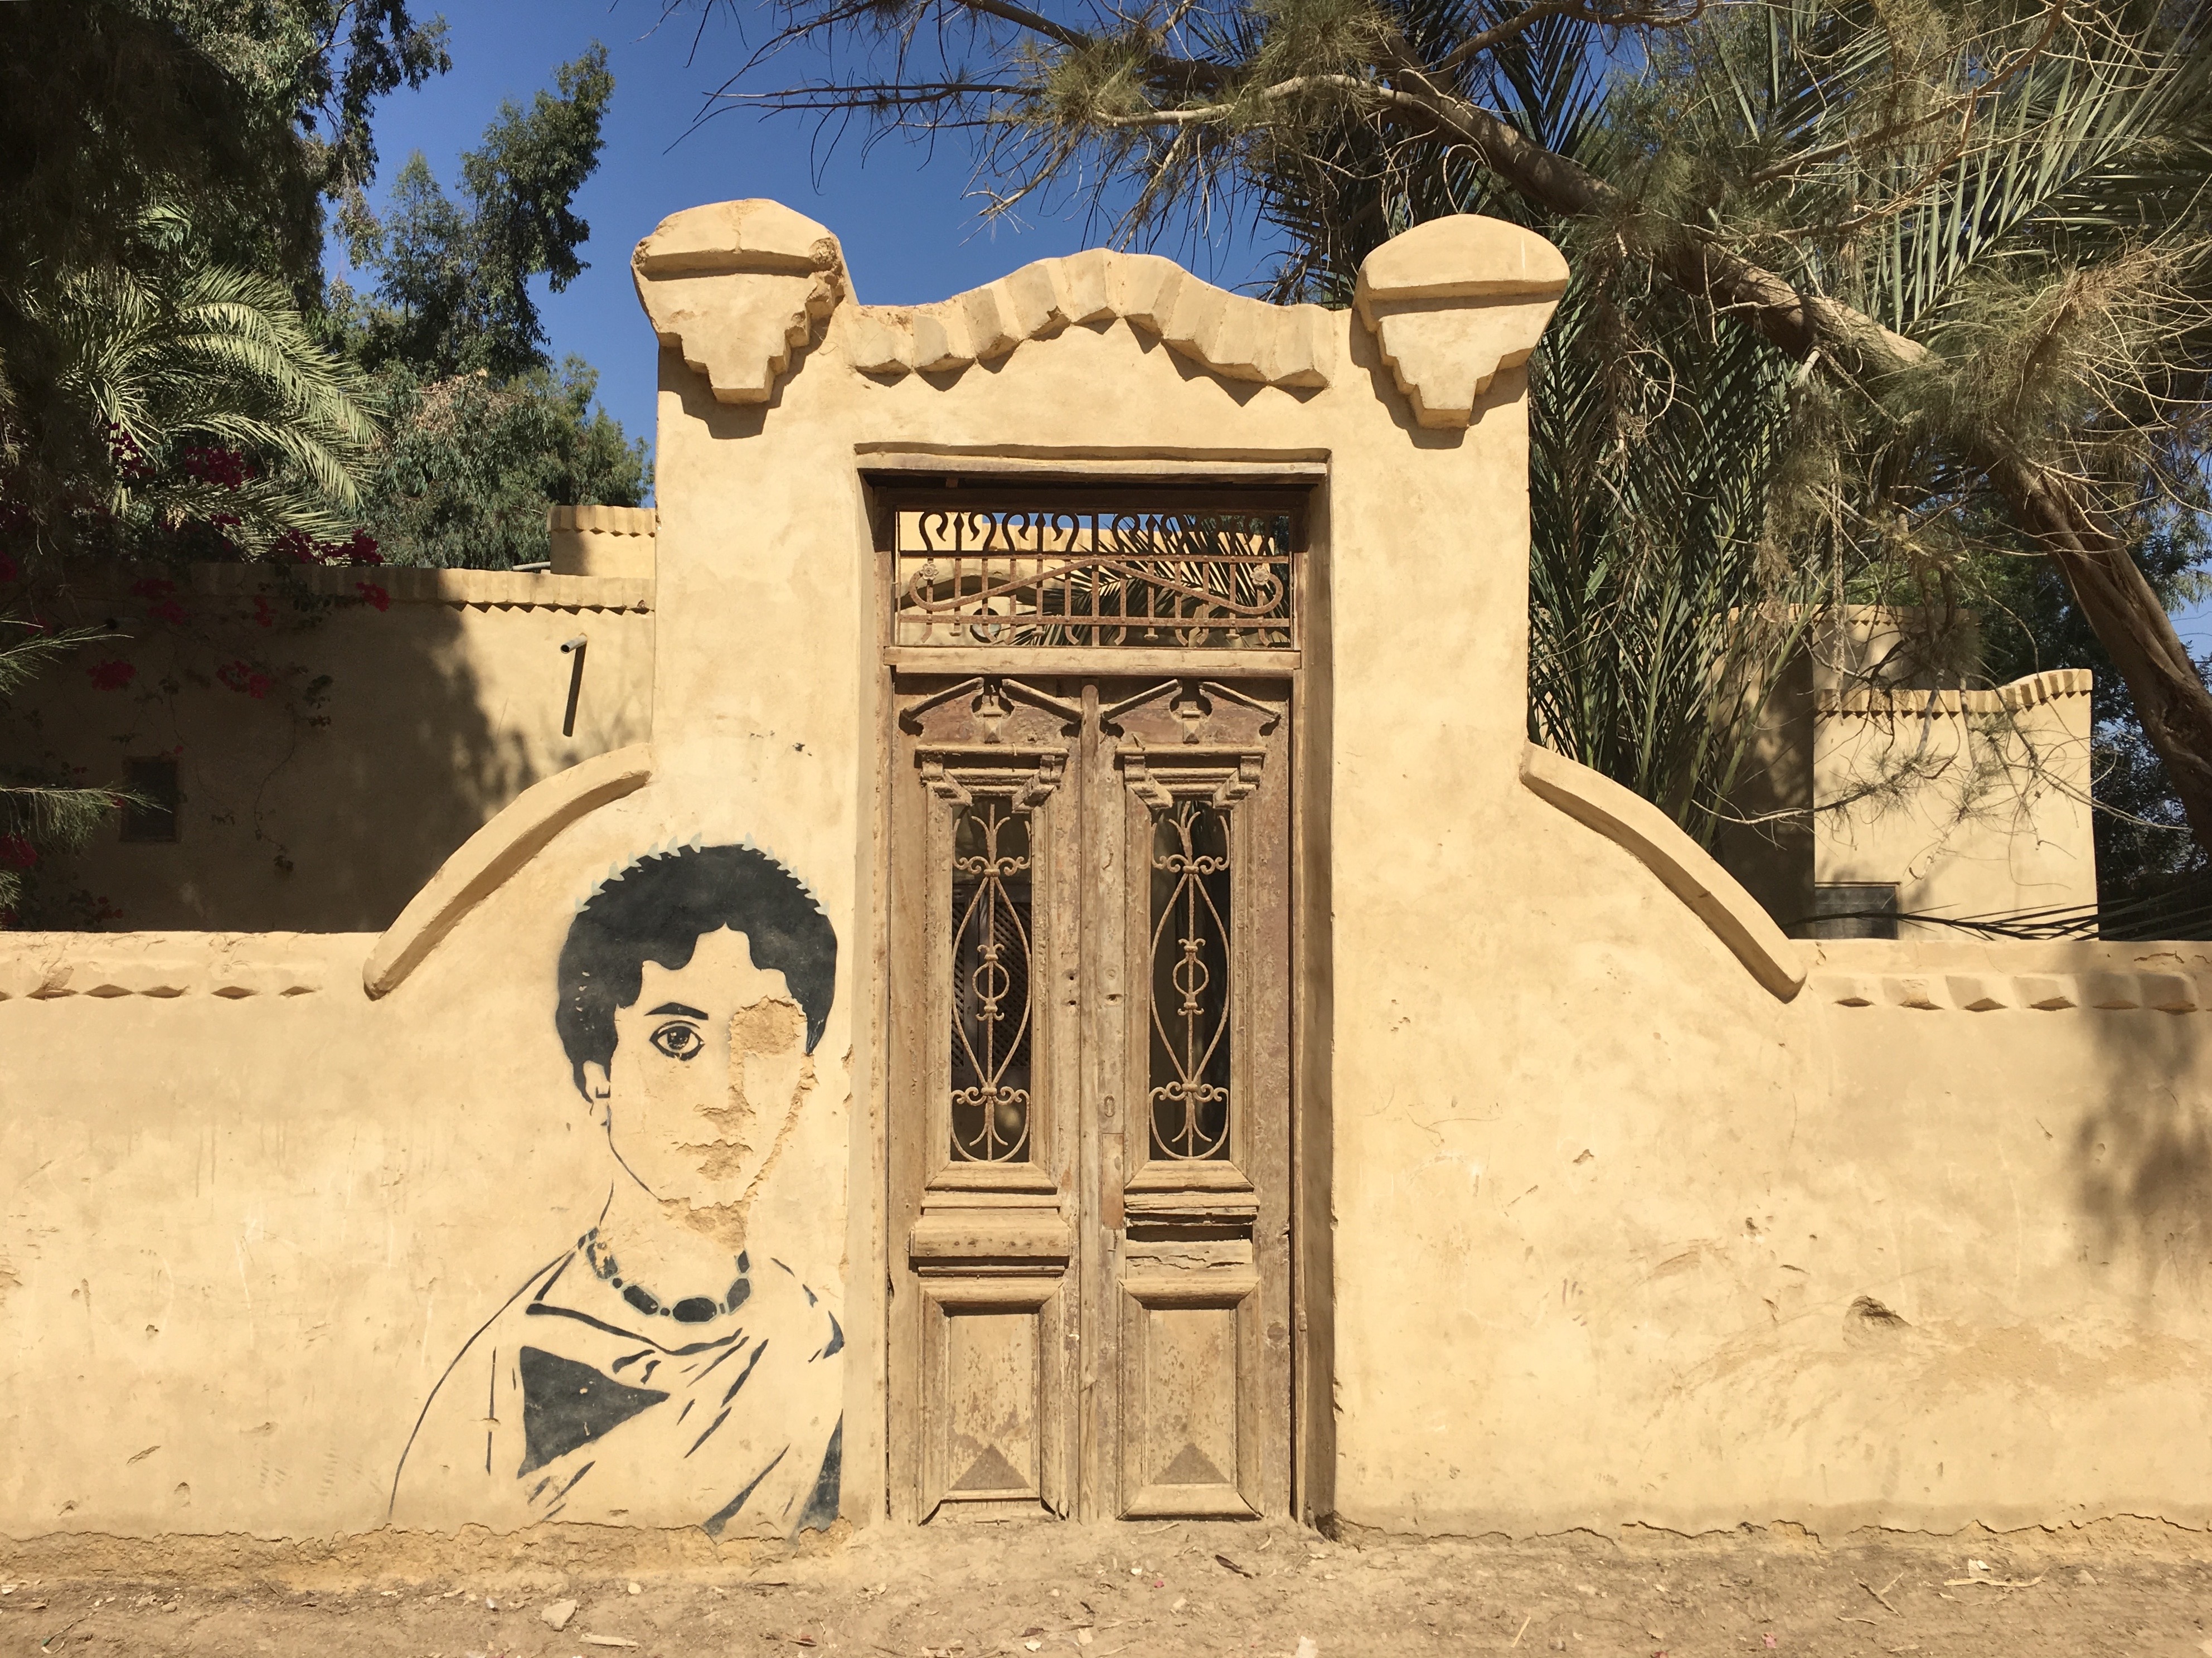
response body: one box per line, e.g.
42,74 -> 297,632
1517,743 -> 1807,1002
363,744 -> 656,998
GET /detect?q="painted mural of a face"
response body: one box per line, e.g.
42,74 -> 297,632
390,845 -> 845,1540
583,927 -> 813,1225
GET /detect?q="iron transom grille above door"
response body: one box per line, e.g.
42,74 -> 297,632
888,669 -> 1293,1524
888,490 -> 1302,653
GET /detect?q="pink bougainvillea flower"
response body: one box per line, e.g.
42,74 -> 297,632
270,528 -> 317,565
129,576 -> 187,626
88,658 -> 137,691
356,581 -> 391,612
215,660 -> 273,697
181,445 -> 250,489
0,835 -> 37,870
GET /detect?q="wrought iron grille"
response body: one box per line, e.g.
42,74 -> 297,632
1147,799 -> 1233,1160
892,506 -> 1296,651
949,798 -> 1034,1162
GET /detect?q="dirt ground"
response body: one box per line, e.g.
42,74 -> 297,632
6,1519 -> 2212,1658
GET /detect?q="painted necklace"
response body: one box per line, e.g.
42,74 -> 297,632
580,1228 -> 751,1325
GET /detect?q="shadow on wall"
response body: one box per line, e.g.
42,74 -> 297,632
4,573 -> 648,932
2072,988 -> 2212,1292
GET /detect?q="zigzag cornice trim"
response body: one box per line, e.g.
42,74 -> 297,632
1817,667 -> 2093,719
0,937 -> 336,1001
1814,967 -> 2205,1012
838,249 -> 1338,391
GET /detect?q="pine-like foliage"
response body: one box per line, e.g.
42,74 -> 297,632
332,45 -> 649,569
1263,9 -> 1818,845
362,358 -> 649,569
698,0 -> 2212,884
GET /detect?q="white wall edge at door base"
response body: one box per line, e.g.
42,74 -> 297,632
1517,742 -> 1806,1002
363,744 -> 656,999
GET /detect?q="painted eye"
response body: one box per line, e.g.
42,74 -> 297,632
649,1022 -> 704,1060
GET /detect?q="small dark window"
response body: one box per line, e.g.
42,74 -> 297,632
1808,882 -> 1898,940
119,757 -> 180,843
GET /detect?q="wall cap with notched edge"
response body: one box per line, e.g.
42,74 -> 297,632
840,247 -> 1338,391
1355,215 -> 1570,430
1817,666 -> 2094,719
0,934 -> 348,1001
1355,215 -> 1571,312
363,744 -> 654,999
1518,741 -> 1808,1001
631,200 -> 846,282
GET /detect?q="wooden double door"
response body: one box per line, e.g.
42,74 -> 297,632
888,672 -> 1293,1522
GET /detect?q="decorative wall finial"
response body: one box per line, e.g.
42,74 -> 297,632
1354,216 -> 1570,429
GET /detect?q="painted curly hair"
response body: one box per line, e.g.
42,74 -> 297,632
555,843 -> 837,1092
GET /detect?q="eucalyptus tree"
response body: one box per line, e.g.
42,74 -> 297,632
331,45 -> 651,568
691,0 -> 2212,860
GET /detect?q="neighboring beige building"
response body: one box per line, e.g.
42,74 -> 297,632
1815,667 -> 2096,932
1,527 -> 654,930
3,203 -> 2208,1560
1721,607 -> 2098,938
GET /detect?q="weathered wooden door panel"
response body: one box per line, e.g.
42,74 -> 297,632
919,1277 -> 1069,1520
891,673 -> 1292,1523
1118,1274 -> 1264,1518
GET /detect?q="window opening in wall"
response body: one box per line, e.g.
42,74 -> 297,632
949,796 -> 1035,1162
890,493 -> 1299,652
119,757 -> 180,843
1148,798 -> 1233,1161
1808,882 -> 1899,940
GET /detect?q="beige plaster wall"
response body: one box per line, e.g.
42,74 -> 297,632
1715,608 -> 2093,935
1328,854 -> 2212,1533
0,565 -> 653,930
0,782 -> 853,1540
3,203 -> 2206,1555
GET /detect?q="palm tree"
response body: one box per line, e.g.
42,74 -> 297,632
1,217 -> 382,914
1259,7 -> 1820,846
707,0 -> 2212,862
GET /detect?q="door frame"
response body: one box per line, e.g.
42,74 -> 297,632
856,457 -> 1335,1528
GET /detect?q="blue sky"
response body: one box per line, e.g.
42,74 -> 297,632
357,1 -> 2209,653
344,0 -> 1277,459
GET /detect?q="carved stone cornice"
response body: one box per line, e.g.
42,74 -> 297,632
1354,216 -> 1570,430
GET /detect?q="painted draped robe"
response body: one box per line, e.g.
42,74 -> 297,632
391,1242 -> 843,1538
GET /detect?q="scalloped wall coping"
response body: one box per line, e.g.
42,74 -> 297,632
1804,938 -> 2212,1011
631,200 -> 1576,423
1518,742 -> 1807,1001
0,933 -> 360,1000
547,504 -> 656,537
1818,667 -> 2092,719
841,249 -> 1337,390
187,564 -> 652,614
363,744 -> 654,1000
1810,968 -> 2208,1012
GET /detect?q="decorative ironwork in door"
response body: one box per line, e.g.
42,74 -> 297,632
888,672 -> 1293,1523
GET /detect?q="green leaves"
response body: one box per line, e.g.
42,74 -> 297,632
362,357 -> 648,570
339,46 -> 617,380
327,46 -> 648,569
1526,274 -> 1815,845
